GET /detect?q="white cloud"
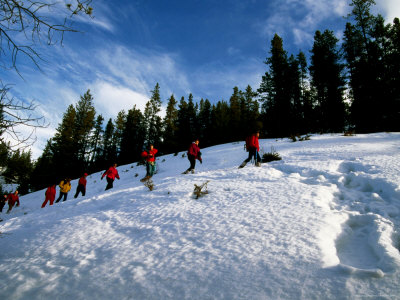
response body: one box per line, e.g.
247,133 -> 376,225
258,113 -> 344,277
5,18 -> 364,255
92,81 -> 149,119
259,0 -> 351,47
94,45 -> 191,101
376,0 -> 400,22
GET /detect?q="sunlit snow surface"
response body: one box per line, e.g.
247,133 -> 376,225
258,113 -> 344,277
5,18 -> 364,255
1,133 -> 400,299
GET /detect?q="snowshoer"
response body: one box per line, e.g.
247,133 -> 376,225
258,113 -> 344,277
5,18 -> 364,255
239,131 -> 261,168
55,178 -> 72,203
183,139 -> 202,174
0,194 -> 7,213
101,164 -> 120,190
140,145 -> 158,182
41,184 -> 56,208
74,173 -> 88,198
6,190 -> 20,213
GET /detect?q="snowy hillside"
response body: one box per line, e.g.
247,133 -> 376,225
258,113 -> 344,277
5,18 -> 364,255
1,133 -> 400,299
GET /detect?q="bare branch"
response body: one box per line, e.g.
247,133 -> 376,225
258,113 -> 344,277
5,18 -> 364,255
1,81 -> 48,147
0,0 -> 93,72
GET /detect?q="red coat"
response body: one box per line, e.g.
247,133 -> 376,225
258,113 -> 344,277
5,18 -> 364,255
78,177 -> 87,186
45,186 -> 56,200
141,148 -> 158,162
102,166 -> 120,180
6,193 -> 20,207
188,142 -> 201,160
246,135 -> 259,152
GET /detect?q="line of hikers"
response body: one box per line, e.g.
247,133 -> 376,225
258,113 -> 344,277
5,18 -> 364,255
1,132 -> 261,213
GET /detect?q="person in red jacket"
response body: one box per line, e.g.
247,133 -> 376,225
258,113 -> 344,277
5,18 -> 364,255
41,184 -> 56,208
183,139 -> 202,174
74,173 -> 88,198
239,131 -> 261,168
6,190 -> 20,213
140,144 -> 158,181
101,163 -> 120,190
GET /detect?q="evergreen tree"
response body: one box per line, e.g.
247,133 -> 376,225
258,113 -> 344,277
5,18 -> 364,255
198,98 -> 213,147
258,34 -> 293,137
2,149 -> 33,194
243,85 -> 260,135
113,111 -> 126,161
343,0 -> 384,132
101,118 -> 116,167
51,104 -> 77,178
229,87 -> 242,141
119,106 -> 146,164
211,101 -> 230,144
310,30 -> 346,133
187,93 -> 198,140
73,89 -> 96,171
297,52 -> 315,133
176,96 -> 190,149
144,83 -> 163,147
30,139 -> 56,191
380,17 -> 400,130
287,54 -> 303,134
88,114 -> 104,170
162,94 -> 179,154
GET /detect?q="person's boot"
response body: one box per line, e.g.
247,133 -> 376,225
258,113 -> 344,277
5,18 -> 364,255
238,161 -> 247,168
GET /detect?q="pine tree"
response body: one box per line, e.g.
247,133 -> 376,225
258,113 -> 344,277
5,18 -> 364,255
51,104 -> 77,178
162,94 -> 179,154
101,118 -> 116,167
88,114 -> 104,171
258,34 -> 293,137
211,101 -> 230,144
73,89 -> 96,171
198,98 -> 213,147
3,149 -> 33,194
243,85 -> 260,135
119,106 -> 146,164
187,93 -> 198,140
30,139 -> 56,190
343,0 -> 384,132
144,83 -> 163,147
380,17 -> 400,130
297,52 -> 315,133
113,111 -> 126,161
229,87 -> 242,141
176,96 -> 190,149
310,30 -> 346,133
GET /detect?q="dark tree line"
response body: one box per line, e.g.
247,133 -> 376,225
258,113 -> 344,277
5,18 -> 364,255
258,0 -> 400,137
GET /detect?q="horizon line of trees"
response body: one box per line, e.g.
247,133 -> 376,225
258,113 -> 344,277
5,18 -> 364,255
1,0 -> 399,194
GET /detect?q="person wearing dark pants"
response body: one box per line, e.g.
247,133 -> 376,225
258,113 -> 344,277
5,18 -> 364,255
183,139 -> 202,174
74,173 -> 88,198
55,178 -> 71,203
239,131 -> 261,168
101,164 -> 120,190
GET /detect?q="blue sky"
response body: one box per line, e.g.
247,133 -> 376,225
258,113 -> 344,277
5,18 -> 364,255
2,0 -> 398,157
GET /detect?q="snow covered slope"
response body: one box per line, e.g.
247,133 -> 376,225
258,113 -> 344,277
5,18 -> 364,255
1,133 -> 400,299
